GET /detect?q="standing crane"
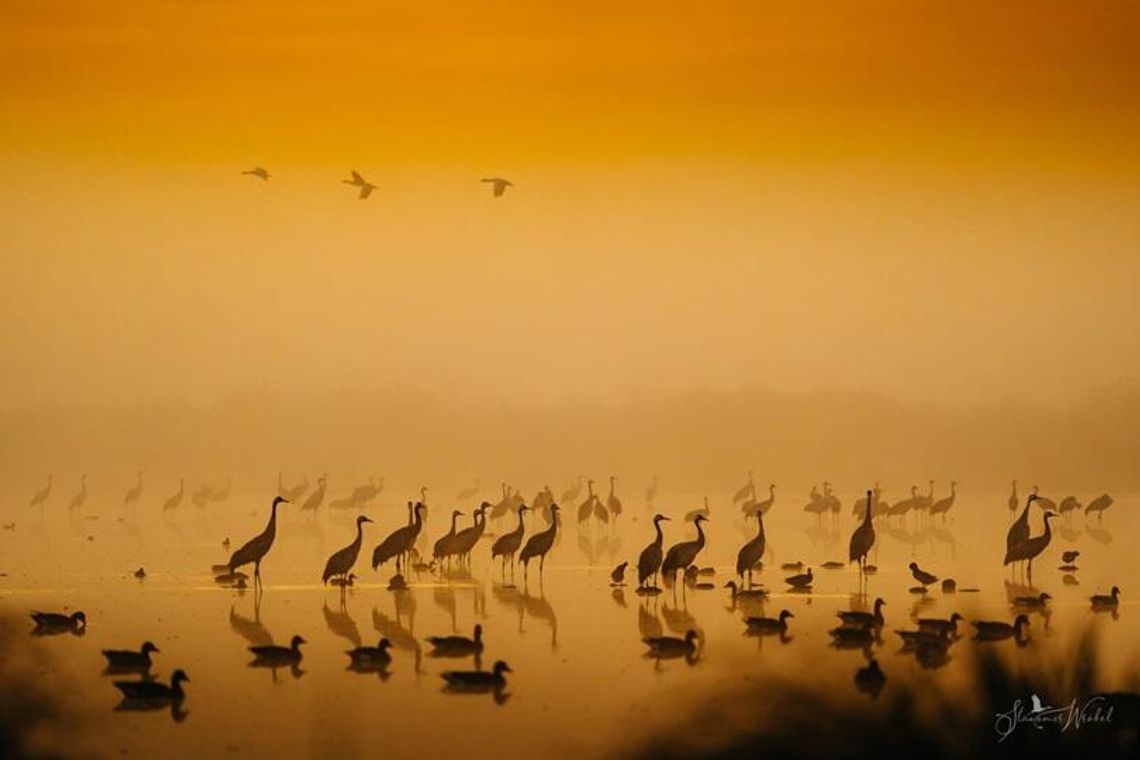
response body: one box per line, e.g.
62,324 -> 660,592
228,496 -> 288,588
519,504 -> 560,581
323,515 -> 373,585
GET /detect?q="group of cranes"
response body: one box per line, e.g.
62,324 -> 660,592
1008,481 -> 1114,521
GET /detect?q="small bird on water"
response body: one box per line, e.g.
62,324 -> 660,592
103,642 -> 160,671
611,561 -> 628,586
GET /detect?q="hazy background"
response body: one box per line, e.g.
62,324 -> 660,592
2,1 -> 1139,491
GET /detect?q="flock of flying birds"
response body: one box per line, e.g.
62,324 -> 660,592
239,165 -> 514,200
19,471 -> 1123,712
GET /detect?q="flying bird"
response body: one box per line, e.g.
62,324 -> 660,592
481,177 -> 513,197
343,170 -> 378,200
242,166 -> 270,181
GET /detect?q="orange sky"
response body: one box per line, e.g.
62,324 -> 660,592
1,2 -> 1139,408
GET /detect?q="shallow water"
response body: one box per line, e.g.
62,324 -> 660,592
0,484 -> 1134,758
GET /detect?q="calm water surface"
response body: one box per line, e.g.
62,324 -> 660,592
1,484 -> 1134,758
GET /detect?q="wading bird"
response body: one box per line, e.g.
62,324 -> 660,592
638,514 -> 670,589
432,510 -> 466,568
736,507 -> 766,585
519,505 -> 560,580
29,475 -> 52,510
323,515 -> 372,585
491,504 -> 530,579
661,514 -> 708,582
372,503 -> 425,570
228,496 -> 288,587
849,490 -> 876,574
124,472 -> 143,507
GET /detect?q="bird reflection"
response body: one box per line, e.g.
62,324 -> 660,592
433,585 -> 459,632
1085,524 -> 1113,546
322,599 -> 363,648
638,599 -> 663,640
611,587 -> 628,609
492,583 -> 526,634
372,603 -> 423,674
521,586 -> 558,650
229,600 -> 272,647
661,600 -> 702,639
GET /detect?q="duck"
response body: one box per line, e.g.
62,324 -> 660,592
347,638 -> 392,668
780,561 -> 804,572
744,610 -> 793,635
1090,586 -> 1121,610
611,561 -> 628,586
972,614 -> 1030,641
114,670 -> 189,702
30,610 -> 86,634
724,581 -> 769,600
1061,550 -> 1080,564
643,629 -> 700,658
917,613 -> 964,637
249,635 -> 306,665
908,562 -> 938,586
836,598 -> 886,628
1013,592 -> 1052,609
103,641 -> 159,670
784,567 -> 813,589
427,624 -> 484,657
133,567 -> 147,579
441,660 -> 511,691
331,573 -> 358,588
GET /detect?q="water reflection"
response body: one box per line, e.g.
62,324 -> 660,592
372,602 -> 423,673
521,586 -> 558,650
322,599 -> 362,648
229,601 -> 272,647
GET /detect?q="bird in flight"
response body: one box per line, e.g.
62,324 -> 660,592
241,166 -> 270,181
481,177 -> 513,197
343,170 -> 378,200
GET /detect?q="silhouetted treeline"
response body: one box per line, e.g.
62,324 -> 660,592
1,383 -> 1137,496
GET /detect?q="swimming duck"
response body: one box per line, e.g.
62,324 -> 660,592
427,624 -> 484,656
441,660 -> 511,691
643,629 -> 700,657
1013,592 -> 1052,609
347,638 -> 392,668
836,598 -> 886,628
114,669 -> 189,702
249,635 -> 306,665
784,568 -> 813,589
973,614 -> 1030,641
744,610 -> 794,635
724,581 -> 769,600
1090,586 -> 1121,610
103,641 -> 159,670
917,612 -> 963,637
31,611 -> 86,635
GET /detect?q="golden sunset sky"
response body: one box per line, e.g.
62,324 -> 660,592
2,1 -> 1139,407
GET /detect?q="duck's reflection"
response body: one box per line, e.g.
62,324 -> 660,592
1085,524 -> 1113,546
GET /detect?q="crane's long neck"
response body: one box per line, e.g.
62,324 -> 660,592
756,514 -> 765,540
609,480 -> 615,498
265,503 -> 279,540
547,515 -> 559,540
515,509 -> 526,534
653,519 -> 664,547
449,514 -> 459,535
412,507 -> 424,537
695,521 -> 705,548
